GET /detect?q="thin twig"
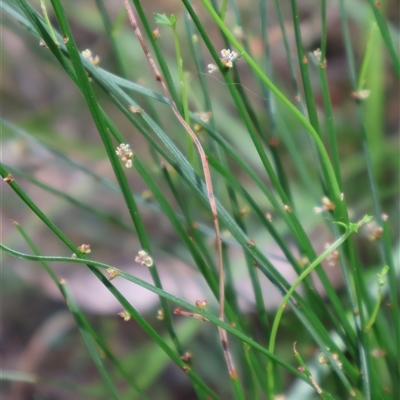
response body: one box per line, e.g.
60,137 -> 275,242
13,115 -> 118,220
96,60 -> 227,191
174,308 -> 209,322
123,0 -> 237,379
293,342 -> 324,398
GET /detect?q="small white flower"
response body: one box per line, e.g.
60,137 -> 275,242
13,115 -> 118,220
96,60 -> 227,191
208,63 -> 218,74
116,143 -> 133,168
313,48 -> 322,62
135,250 -> 153,267
352,89 -> 371,100
233,26 -> 244,40
193,112 -> 212,132
195,111 -> 212,123
220,48 -> 239,68
314,197 -> 335,213
39,39 -> 48,48
156,309 -> 164,320
208,49 -> 241,73
220,48 -> 238,61
82,49 -> 100,66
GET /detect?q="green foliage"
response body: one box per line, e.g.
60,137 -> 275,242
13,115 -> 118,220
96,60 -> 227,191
154,13 -> 177,29
1,0 -> 399,399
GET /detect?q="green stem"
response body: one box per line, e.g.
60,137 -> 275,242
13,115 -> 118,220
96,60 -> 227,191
39,0 -> 58,44
94,0 -> 127,78
289,0 -> 321,135
364,289 -> 382,333
267,222 -> 353,398
366,0 -> 400,77
357,23 -> 378,91
0,242 -> 313,383
219,0 -> 228,20
293,342 -> 327,399
272,0 -> 304,106
172,23 -> 194,164
320,0 -> 327,59
198,0 -> 344,216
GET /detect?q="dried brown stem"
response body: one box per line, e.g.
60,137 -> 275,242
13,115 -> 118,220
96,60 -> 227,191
123,0 -> 237,378
174,308 -> 209,322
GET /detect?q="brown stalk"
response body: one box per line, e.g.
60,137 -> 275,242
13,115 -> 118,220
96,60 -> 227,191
174,308 -> 209,322
123,0 -> 237,379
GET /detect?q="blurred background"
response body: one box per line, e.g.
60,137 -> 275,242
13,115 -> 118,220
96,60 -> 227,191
2,0 -> 399,399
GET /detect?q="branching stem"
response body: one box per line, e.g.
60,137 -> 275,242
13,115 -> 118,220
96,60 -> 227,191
122,0 -> 237,379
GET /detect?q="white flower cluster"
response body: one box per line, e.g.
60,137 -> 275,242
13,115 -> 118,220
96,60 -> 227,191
82,49 -> 100,66
220,48 -> 238,68
135,250 -> 153,267
208,48 -> 240,74
116,143 -> 133,168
